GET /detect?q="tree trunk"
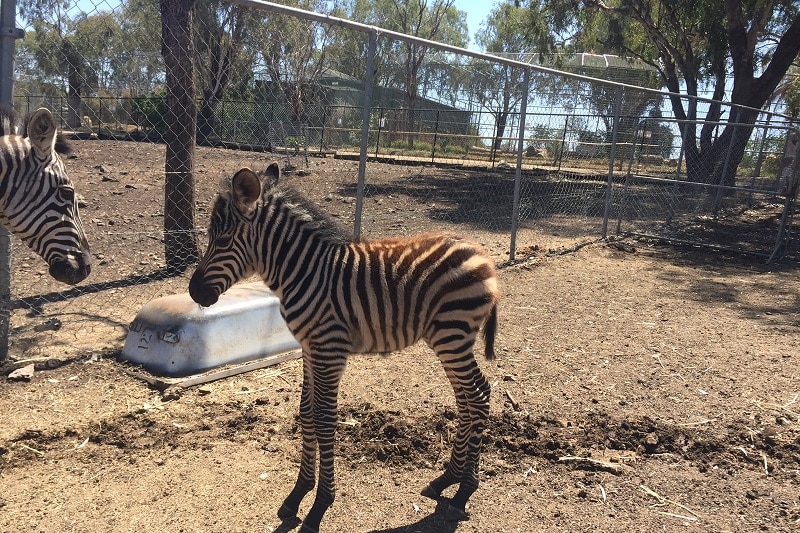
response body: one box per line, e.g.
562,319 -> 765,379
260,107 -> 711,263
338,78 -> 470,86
683,106 -> 758,189
197,88 -> 218,145
66,68 -> 82,130
160,0 -> 200,272
493,111 -> 508,153
63,42 -> 82,129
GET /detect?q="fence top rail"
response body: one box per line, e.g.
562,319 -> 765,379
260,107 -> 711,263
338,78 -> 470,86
225,0 -> 795,124
627,173 -> 790,197
636,117 -> 800,131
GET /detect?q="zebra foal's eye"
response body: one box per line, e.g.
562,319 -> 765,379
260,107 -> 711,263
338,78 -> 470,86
215,234 -> 233,247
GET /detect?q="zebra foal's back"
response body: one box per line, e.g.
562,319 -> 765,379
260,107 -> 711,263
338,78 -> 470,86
329,232 -> 498,355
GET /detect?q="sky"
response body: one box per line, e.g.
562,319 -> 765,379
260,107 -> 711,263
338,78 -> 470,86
453,0 -> 498,50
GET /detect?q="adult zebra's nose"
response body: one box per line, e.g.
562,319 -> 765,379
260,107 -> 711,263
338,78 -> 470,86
189,269 -> 219,307
49,251 -> 91,285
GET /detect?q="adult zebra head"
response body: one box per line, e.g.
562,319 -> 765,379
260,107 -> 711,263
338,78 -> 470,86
0,107 -> 91,285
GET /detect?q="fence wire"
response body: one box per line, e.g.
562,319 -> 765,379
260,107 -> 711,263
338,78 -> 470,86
1,0 -> 798,361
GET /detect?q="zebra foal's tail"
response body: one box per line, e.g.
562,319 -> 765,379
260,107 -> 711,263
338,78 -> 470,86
483,303 -> 498,360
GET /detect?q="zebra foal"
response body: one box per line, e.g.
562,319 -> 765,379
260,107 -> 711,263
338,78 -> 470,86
0,106 -> 90,284
190,162 -> 499,532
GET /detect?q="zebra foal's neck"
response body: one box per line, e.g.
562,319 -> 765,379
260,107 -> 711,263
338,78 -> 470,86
256,186 -> 351,289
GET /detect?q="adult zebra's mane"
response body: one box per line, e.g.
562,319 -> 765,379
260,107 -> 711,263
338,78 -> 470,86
0,104 -> 73,155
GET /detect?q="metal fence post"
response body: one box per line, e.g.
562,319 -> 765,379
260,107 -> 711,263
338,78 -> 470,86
353,29 -> 376,239
509,68 -> 530,262
375,107 -> 383,157
0,0 -> 23,361
602,86 -> 624,238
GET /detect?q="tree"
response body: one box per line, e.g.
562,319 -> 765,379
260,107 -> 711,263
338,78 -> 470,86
474,3 -> 532,155
383,0 -> 467,147
252,0 -> 331,126
117,0 -> 164,96
19,0 -> 115,127
160,0 -> 200,272
774,64 -> 800,118
194,1 -> 258,144
525,0 -> 800,185
555,54 -> 663,167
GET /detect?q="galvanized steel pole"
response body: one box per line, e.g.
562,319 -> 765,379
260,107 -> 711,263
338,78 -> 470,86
353,30 -> 376,238
0,0 -> 23,361
509,68 -> 531,262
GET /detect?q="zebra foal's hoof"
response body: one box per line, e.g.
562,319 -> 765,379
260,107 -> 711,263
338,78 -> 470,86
277,503 -> 297,520
299,522 -> 319,533
445,504 -> 469,522
420,484 -> 440,500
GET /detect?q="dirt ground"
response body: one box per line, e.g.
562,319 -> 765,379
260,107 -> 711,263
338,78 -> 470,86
1,140 -> 799,533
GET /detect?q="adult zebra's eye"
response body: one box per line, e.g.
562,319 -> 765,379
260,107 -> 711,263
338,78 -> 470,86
60,188 -> 75,203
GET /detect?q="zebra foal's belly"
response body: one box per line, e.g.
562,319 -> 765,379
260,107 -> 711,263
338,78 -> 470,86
344,310 -> 425,355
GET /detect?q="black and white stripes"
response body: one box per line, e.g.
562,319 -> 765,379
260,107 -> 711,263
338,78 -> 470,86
0,107 -> 91,284
190,161 -> 499,533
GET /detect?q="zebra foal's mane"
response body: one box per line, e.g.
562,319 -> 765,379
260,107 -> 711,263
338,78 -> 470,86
220,167 -> 354,245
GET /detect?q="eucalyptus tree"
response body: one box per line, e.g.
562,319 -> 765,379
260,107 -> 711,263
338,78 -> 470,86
473,2 -> 531,153
194,1 -> 259,143
379,0 -> 467,146
254,0 -> 331,124
774,64 -> 800,118
160,0 -> 200,271
524,0 -> 800,184
326,0 -> 393,83
19,0 -> 122,127
117,0 -> 164,95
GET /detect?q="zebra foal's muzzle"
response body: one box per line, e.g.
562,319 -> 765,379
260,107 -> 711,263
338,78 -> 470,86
188,267 -> 219,307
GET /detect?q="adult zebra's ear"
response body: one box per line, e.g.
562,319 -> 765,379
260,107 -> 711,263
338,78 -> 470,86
231,167 -> 263,216
264,161 -> 281,188
26,108 -> 58,156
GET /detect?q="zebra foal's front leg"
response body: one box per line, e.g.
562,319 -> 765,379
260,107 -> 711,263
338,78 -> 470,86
299,355 -> 346,533
278,356 -> 316,521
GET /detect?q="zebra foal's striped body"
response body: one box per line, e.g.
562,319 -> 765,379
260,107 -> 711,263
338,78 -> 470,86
190,162 -> 498,533
0,106 -> 90,284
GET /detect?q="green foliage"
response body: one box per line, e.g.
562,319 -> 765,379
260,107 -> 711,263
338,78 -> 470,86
783,67 -> 800,118
285,135 -> 304,148
740,133 -> 788,177
132,90 -> 168,133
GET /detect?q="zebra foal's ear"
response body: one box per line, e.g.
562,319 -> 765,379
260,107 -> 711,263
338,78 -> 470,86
26,108 -> 58,155
264,161 -> 281,188
231,168 -> 262,216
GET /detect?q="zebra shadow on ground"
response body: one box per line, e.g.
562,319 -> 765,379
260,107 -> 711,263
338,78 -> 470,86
265,499 -> 460,533
366,500 -> 460,533
11,266 -> 186,314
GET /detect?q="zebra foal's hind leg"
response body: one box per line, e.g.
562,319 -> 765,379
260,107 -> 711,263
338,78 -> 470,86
422,334 -> 491,521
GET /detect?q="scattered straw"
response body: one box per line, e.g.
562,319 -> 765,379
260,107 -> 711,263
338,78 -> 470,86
640,485 -> 701,520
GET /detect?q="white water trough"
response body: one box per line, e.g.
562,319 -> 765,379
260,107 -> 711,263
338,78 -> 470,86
121,282 -> 300,377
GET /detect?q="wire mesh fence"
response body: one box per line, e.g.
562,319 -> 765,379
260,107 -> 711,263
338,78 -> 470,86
1,0 -> 798,361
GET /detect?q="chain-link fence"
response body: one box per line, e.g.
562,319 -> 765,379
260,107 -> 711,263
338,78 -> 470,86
1,0 -> 798,362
